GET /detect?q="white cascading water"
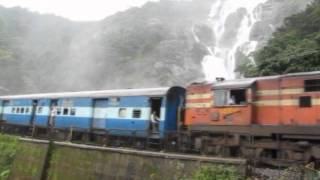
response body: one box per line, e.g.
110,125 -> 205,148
201,0 -> 268,81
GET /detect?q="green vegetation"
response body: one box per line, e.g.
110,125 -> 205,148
188,166 -> 242,180
242,0 -> 320,77
0,134 -> 19,179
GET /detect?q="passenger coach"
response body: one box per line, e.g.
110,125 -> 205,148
0,87 -> 185,139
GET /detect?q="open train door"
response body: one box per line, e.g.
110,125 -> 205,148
30,100 -> 38,126
92,99 -> 108,130
48,100 -> 58,128
149,97 -> 162,133
0,101 -> 3,121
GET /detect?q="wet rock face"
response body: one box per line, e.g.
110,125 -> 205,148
250,0 -> 313,49
220,7 -> 247,48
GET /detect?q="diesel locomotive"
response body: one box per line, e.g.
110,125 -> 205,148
1,71 -> 320,166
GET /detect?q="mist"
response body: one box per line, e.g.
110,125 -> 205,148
0,0 -> 313,95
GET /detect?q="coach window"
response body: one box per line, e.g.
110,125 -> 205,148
26,108 -> 29,114
119,108 -> 127,118
21,107 -> 25,114
16,107 -> 20,114
63,108 -> 69,115
305,79 -> 320,92
57,108 -> 61,115
37,107 -> 43,114
132,109 -> 141,118
12,107 -> 15,113
70,108 -> 76,116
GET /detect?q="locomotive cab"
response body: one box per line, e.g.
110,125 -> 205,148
185,79 -> 256,129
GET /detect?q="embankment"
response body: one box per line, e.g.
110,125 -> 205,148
0,136 -> 247,180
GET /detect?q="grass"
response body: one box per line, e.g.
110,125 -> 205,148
187,165 -> 242,180
0,134 -> 20,180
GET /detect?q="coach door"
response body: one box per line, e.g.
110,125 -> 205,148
92,99 -> 108,129
30,100 -> 38,126
0,100 -> 6,120
150,97 -> 162,132
48,100 -> 58,128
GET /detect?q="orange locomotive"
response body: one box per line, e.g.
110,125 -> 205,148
183,71 -> 320,166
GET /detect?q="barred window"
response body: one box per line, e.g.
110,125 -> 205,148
12,107 -> 15,113
21,107 -> 25,114
132,109 -> 141,118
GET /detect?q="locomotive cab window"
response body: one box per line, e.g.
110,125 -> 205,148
230,89 -> 246,105
305,79 -> 320,92
214,89 -> 247,106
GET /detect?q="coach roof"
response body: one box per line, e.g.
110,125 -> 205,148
0,87 -> 173,100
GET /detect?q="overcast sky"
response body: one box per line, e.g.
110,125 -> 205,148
0,0 -> 158,21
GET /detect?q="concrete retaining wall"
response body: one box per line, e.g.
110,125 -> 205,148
8,139 -> 247,180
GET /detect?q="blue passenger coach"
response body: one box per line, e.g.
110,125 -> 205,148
0,87 -> 185,138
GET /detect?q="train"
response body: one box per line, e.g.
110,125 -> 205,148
1,71 -> 320,166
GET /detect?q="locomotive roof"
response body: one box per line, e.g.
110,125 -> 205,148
0,87 -> 173,100
212,71 -> 320,89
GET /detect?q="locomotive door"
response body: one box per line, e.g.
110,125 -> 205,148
30,100 -> 38,126
48,100 -> 58,128
92,99 -> 108,129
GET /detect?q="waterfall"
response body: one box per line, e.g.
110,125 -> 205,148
202,0 -> 268,81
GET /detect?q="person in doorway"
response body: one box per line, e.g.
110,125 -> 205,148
150,111 -> 160,132
228,95 -> 236,105
49,106 -> 57,127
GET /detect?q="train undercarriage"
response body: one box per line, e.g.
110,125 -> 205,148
0,121 -> 319,168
